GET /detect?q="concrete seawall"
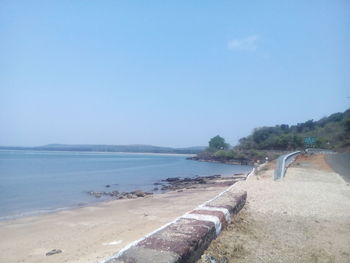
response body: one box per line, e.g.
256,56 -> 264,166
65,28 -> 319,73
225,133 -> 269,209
100,172 -> 251,263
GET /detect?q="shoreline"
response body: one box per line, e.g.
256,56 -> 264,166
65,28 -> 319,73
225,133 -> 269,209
187,156 -> 255,166
0,173 -> 249,263
0,171 -> 249,223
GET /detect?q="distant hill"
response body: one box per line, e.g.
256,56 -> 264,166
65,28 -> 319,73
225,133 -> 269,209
0,144 -> 206,154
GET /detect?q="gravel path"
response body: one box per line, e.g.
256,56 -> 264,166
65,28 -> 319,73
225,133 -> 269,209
198,155 -> 350,263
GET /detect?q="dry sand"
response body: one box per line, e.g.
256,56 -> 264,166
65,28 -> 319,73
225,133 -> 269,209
198,154 -> 350,263
0,186 -> 230,263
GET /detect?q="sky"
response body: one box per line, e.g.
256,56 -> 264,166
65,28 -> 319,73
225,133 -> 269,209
1,0 -> 349,148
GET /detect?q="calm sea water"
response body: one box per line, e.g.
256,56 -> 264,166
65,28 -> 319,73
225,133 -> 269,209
0,150 -> 251,220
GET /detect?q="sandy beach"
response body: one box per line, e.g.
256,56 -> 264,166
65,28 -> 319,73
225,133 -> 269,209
0,183 -> 233,263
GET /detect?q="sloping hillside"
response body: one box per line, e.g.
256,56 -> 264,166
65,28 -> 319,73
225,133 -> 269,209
237,109 -> 350,151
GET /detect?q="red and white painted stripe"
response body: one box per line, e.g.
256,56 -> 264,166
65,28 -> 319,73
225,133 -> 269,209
99,169 -> 253,263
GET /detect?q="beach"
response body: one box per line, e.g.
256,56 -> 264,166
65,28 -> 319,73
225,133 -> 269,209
0,182 -> 235,263
0,150 -> 250,262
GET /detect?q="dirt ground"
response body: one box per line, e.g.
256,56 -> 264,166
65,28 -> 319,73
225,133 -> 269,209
293,153 -> 334,172
198,154 -> 350,263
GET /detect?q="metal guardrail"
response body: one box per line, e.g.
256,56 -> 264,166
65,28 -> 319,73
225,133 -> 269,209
305,148 -> 335,154
274,151 -> 301,180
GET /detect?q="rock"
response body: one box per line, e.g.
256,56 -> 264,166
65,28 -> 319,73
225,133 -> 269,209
87,191 -> 103,198
131,190 -> 146,197
194,178 -> 206,184
163,177 -> 180,182
105,185 -> 111,188
203,254 -> 220,263
161,185 -> 171,191
182,177 -> 192,182
126,193 -> 136,199
110,191 -> 119,197
204,175 -> 221,179
153,187 -> 159,191
88,190 -> 121,198
46,249 -> 62,256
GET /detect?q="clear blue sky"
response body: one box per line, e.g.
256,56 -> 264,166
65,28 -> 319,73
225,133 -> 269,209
1,1 -> 349,147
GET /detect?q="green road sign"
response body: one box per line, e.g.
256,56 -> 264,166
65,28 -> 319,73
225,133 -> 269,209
304,136 -> 316,145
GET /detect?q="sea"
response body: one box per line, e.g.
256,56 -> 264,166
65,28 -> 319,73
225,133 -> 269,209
0,150 -> 252,220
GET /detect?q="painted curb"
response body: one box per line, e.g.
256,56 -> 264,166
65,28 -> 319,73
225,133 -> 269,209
99,171 -> 252,263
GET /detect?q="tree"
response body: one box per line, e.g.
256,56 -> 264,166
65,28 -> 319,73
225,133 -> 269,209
344,117 -> 350,134
208,135 -> 229,151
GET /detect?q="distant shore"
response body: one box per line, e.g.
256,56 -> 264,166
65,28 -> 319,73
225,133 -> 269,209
0,148 -> 195,157
0,143 -> 205,155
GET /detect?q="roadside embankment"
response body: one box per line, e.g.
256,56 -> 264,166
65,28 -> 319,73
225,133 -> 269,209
198,154 -> 350,263
103,188 -> 247,263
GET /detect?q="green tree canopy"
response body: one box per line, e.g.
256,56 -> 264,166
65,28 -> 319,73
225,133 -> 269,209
208,135 -> 229,151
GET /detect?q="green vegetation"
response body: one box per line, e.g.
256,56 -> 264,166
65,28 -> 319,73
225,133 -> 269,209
208,135 -> 229,151
238,109 -> 350,151
197,108 -> 350,164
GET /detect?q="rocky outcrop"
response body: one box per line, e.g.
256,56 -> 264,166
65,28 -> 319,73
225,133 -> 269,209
88,190 -> 153,200
88,174 -> 247,201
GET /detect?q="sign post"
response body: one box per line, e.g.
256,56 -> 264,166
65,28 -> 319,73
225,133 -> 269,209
304,136 -> 316,148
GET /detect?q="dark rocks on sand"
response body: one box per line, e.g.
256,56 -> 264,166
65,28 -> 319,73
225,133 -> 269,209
88,174 -> 231,200
46,249 -> 62,256
204,174 -> 221,179
163,177 -> 181,182
88,191 -> 103,198
110,191 -> 120,196
182,177 -> 192,182
88,190 -> 152,200
193,178 -> 206,184
157,176 -> 217,192
131,190 -> 153,197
